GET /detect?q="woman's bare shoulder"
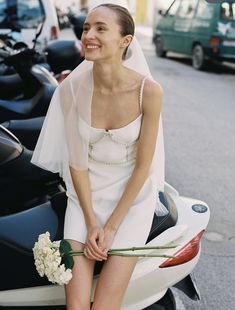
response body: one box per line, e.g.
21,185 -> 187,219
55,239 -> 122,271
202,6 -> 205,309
144,79 -> 163,99
142,79 -> 163,114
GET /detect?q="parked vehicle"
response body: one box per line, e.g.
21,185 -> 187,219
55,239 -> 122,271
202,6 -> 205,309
0,0 -> 59,50
0,72 -> 23,100
0,125 -> 62,216
0,125 -> 210,309
1,116 -> 44,150
0,23 -> 83,99
0,36 -> 58,122
153,0 -> 235,70
45,39 -> 84,78
0,25 -> 58,101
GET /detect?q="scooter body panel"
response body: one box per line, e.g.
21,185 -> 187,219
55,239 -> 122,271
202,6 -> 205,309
0,189 -> 210,309
1,117 -> 44,150
0,83 -> 56,122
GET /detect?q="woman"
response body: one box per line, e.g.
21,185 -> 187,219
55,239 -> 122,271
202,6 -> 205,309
32,3 -> 166,310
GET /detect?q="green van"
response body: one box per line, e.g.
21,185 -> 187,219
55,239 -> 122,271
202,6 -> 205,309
153,0 -> 235,69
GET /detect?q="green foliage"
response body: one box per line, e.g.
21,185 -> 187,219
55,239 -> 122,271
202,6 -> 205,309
59,240 -> 74,270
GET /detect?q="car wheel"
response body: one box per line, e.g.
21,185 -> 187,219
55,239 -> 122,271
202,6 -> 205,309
155,37 -> 166,58
192,44 -> 207,70
143,289 -> 176,310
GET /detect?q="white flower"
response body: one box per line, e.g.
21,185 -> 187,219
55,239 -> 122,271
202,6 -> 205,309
33,232 -> 73,285
47,264 -> 72,285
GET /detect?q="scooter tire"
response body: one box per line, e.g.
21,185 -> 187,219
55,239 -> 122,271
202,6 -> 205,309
143,288 -> 176,310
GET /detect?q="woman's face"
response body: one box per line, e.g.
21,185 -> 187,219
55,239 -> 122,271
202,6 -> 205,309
81,7 -> 130,62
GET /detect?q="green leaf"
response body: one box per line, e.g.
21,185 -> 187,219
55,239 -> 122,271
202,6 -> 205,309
62,254 -> 74,270
59,239 -> 72,256
59,240 -> 74,270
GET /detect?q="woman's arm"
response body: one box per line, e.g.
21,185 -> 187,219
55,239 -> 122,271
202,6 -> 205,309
69,167 -> 96,228
60,80 -> 107,260
69,167 -> 107,260
104,80 -> 163,236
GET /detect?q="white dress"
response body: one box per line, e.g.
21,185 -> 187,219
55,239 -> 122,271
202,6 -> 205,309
63,77 -> 166,248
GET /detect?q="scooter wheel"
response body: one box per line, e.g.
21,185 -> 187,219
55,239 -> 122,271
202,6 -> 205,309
143,288 -> 176,310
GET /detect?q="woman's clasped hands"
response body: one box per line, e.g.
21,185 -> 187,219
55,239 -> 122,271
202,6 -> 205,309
84,225 -> 116,261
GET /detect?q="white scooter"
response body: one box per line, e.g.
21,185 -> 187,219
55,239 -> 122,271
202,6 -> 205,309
0,125 -> 210,309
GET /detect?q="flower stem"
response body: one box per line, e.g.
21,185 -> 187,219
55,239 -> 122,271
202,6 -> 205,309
108,252 -> 176,258
66,245 -> 177,257
108,245 -> 177,252
66,251 -> 176,258
69,252 -> 84,256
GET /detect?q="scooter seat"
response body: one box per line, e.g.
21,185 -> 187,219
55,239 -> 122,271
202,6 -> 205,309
0,84 -> 55,123
146,191 -> 178,243
0,73 -> 23,100
0,201 -> 59,251
0,192 -> 67,250
1,116 -> 44,150
0,96 -> 36,115
0,193 -> 68,291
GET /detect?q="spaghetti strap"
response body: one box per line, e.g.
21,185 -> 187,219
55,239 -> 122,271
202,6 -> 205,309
139,76 -> 148,112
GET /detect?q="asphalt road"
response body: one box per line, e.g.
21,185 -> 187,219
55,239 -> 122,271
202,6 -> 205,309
136,29 -> 235,310
60,27 -> 235,310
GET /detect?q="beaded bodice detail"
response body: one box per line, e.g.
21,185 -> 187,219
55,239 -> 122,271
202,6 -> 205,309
88,76 -> 147,166
88,114 -> 142,165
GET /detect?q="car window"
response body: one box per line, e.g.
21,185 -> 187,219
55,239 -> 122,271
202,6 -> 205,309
177,0 -> 198,18
166,0 -> 181,17
17,0 -> 45,28
0,0 -> 45,29
221,2 -> 235,21
0,0 -> 7,25
196,0 -> 214,19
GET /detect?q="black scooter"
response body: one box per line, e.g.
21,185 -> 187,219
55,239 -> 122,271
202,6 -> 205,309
0,125 -> 62,216
0,26 -> 58,122
1,116 -> 44,150
0,23 -> 84,100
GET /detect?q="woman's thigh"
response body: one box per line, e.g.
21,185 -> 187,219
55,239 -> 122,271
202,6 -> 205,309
92,255 -> 138,310
64,239 -> 96,309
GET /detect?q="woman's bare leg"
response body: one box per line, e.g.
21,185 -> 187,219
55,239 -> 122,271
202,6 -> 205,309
64,239 -> 96,310
91,256 -> 138,310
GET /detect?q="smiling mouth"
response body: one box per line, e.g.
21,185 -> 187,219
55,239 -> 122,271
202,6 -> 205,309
86,45 -> 101,50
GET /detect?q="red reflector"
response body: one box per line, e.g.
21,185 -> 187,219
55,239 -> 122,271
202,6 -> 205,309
159,230 -> 205,268
51,26 -> 59,40
209,37 -> 220,47
57,70 -> 71,83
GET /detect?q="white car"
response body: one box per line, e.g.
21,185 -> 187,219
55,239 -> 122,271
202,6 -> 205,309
0,0 -> 59,49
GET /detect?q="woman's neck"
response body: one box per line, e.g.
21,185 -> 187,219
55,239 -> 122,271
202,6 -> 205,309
93,61 -> 128,93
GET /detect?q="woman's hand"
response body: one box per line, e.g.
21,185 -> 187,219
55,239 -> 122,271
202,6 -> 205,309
84,225 -> 108,261
97,225 -> 117,255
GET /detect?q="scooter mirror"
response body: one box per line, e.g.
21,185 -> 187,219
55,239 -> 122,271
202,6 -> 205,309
36,22 -> 44,38
32,22 -> 44,49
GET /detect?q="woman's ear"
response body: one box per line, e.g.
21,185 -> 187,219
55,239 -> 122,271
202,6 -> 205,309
120,35 -> 133,48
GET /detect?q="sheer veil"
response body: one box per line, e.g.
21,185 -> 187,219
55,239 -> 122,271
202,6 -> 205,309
31,4 -> 165,194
